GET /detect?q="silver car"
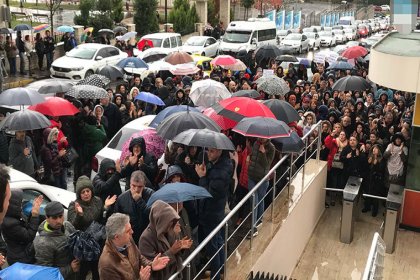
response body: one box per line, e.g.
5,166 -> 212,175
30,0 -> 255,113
280,33 -> 310,53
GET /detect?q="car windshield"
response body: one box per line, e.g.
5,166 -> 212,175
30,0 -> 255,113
285,34 -> 301,40
303,32 -> 315,38
185,37 -> 207,46
358,25 -> 367,30
319,31 -> 332,37
278,30 -> 289,35
66,47 -> 97,59
223,30 -> 252,43
144,38 -> 163,47
302,28 -> 313,33
107,128 -> 137,150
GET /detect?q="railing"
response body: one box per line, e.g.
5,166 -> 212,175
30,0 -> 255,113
169,120 -> 324,280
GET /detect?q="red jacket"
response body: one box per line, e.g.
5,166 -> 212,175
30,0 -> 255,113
324,135 -> 338,171
238,147 -> 251,189
49,120 -> 68,150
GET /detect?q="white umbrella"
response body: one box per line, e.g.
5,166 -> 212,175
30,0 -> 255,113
148,60 -> 173,72
121,31 -> 137,41
170,63 -> 200,75
138,47 -> 174,63
189,79 -> 231,108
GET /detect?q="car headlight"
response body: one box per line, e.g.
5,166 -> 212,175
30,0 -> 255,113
71,67 -> 84,71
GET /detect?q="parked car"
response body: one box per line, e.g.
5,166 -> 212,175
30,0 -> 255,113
277,29 -> 292,43
181,36 -> 220,57
280,33 -> 310,53
319,31 -> 336,47
358,25 -> 369,37
50,43 -> 128,80
9,168 -> 76,220
334,30 -> 347,44
303,32 -> 321,49
344,28 -> 357,40
139,32 -> 183,50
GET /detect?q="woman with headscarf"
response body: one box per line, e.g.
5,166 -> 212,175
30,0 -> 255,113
383,133 -> 408,186
93,104 -> 108,133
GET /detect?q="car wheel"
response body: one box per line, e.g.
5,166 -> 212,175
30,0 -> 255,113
85,70 -> 94,78
299,46 -> 302,54
201,52 -> 205,56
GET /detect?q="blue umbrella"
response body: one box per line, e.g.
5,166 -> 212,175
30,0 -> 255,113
297,57 -> 311,67
135,91 -> 165,106
327,60 -> 354,71
116,57 -> 148,69
272,131 -> 305,153
146,182 -> 212,208
13,24 -> 31,31
149,105 -> 200,128
0,262 -> 64,280
57,25 -> 74,33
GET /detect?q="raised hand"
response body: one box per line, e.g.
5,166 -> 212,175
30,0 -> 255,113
180,236 -> 193,249
31,195 -> 43,217
104,195 -> 117,208
195,163 -> 206,178
139,265 -> 151,280
152,253 -> 170,271
75,202 -> 83,216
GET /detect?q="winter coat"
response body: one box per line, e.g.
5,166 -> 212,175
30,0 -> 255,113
366,158 -> 386,196
114,188 -> 155,243
40,142 -> 64,177
198,154 -> 233,226
340,145 -> 367,182
93,158 -> 125,203
99,238 -> 151,280
0,131 -> 8,164
80,123 -> 107,166
9,136 -> 38,176
324,135 -> 339,171
34,220 -> 76,280
2,189 -> 40,265
102,102 -> 122,139
248,140 -> 275,183
139,200 -> 182,280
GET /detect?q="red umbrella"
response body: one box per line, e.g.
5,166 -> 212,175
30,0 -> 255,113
137,39 -> 154,51
28,97 -> 79,117
211,55 -> 237,66
341,46 -> 368,59
203,107 -> 237,131
211,97 -> 276,122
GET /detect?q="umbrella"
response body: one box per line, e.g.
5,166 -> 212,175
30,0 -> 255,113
272,131 -> 305,152
255,45 -> 283,65
137,38 -> 154,50
327,60 -> 355,71
203,107 -> 237,130
33,24 -> 50,33
276,54 -> 298,63
57,25 -> 74,33
189,79 -> 231,108
172,128 -> 235,150
113,26 -> 128,34
232,89 -> 260,99
98,29 -> 115,36
134,91 -> 165,106
255,75 -> 290,96
146,182 -> 212,208
317,50 -> 339,64
0,87 -> 45,106
65,85 -> 108,99
149,105 -> 200,128
28,97 -> 79,117
68,231 -> 101,261
363,53 -> 370,61
297,57 -> 311,67
120,129 -> 166,161
262,99 -> 300,123
26,79 -> 75,92
0,262 -> 64,280
222,59 -> 247,71
0,27 -> 13,34
211,55 -> 236,66
119,31 -> 137,41
156,111 -> 220,140
0,110 -> 50,131
76,74 -> 111,88
84,27 -> 93,33
212,97 -> 276,122
165,51 -> 193,65
232,117 -> 291,139
96,65 -> 124,81
333,45 -> 349,55
38,80 -> 74,94
117,57 -> 148,70
341,46 -> 368,59
13,24 -> 31,31
170,63 -> 200,75
332,76 -> 371,92
139,47 -> 172,63
148,60 -> 173,72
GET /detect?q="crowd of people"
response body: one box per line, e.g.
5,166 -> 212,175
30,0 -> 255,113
0,37 -> 415,279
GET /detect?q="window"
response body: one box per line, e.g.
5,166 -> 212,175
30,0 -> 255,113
107,47 -> 120,56
176,36 -> 182,47
170,36 -> 177,48
208,38 -> 216,45
257,29 -> 276,42
22,189 -> 50,215
162,38 -> 170,48
107,128 -> 137,150
96,48 -> 110,59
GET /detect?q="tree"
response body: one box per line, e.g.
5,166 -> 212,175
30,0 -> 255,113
241,0 -> 254,20
74,0 -> 94,27
111,0 -> 124,23
134,0 -> 159,36
207,0 -> 219,26
96,0 -> 112,13
169,0 -> 199,35
46,0 -> 62,36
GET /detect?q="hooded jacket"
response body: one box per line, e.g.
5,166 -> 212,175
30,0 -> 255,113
2,189 -> 40,265
9,135 -> 38,176
0,130 -> 9,164
248,140 -> 275,183
68,176 -> 104,231
93,158 -> 124,203
34,220 -> 76,279
139,200 -> 182,280
80,120 -> 107,166
102,102 -> 122,139
40,128 -> 64,178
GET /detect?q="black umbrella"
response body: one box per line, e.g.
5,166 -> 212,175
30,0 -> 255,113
113,26 -> 127,34
38,80 -> 74,94
332,76 -> 371,92
0,88 -> 45,106
172,128 -> 235,151
156,111 -> 220,140
65,85 -> 108,99
13,24 -> 31,31
98,29 -> 115,36
262,99 -> 300,123
276,54 -> 298,63
96,65 -> 124,81
0,28 -> 12,34
0,110 -> 50,131
232,117 -> 291,139
255,45 -> 283,65
76,74 -> 110,88
272,131 -> 305,153
232,89 -> 260,99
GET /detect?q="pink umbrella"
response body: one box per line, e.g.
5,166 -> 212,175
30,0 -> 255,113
120,129 -> 166,161
170,63 -> 200,75
211,55 -> 237,66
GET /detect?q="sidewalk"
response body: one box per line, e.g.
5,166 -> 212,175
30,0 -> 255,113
3,69 -> 50,90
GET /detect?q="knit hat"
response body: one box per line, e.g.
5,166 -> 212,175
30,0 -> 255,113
45,201 -> 64,217
75,175 -> 94,200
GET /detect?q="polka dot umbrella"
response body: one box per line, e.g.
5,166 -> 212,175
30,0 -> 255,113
65,85 -> 108,99
76,74 -> 110,88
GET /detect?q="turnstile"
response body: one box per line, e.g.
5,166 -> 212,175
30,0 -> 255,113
383,184 -> 403,254
340,176 -> 363,244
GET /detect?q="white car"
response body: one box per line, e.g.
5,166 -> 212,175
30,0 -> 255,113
9,168 -> 76,220
181,36 -> 220,57
344,28 -> 357,40
380,5 -> 390,11
303,32 -> 321,49
334,30 -> 347,44
319,31 -> 336,47
50,43 -> 128,80
90,115 -> 156,181
277,30 -> 292,43
280,33 -> 310,53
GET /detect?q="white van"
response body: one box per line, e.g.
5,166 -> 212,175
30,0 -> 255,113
140,32 -> 182,50
338,16 -> 355,26
218,18 -> 277,56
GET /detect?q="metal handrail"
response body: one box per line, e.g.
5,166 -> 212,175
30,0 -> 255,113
168,120 -> 324,280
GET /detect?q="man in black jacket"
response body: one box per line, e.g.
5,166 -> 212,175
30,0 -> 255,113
100,97 -> 122,139
93,158 -> 128,203
15,31 -> 26,75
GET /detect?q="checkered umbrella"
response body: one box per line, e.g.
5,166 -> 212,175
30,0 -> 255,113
76,74 -> 110,88
66,85 -> 108,99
